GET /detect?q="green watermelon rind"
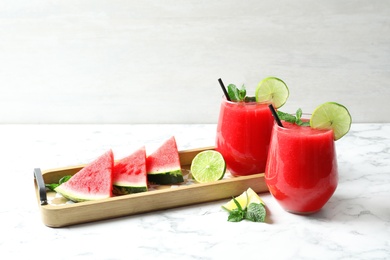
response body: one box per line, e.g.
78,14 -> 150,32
113,185 -> 147,195
112,146 -> 147,196
54,150 -> 114,202
147,169 -> 184,185
54,185 -> 111,202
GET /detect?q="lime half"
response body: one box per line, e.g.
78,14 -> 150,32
190,150 -> 226,183
221,188 -> 264,212
310,102 -> 352,140
255,77 -> 289,108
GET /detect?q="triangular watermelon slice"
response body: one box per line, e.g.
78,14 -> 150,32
55,150 -> 114,202
146,136 -> 184,184
112,146 -> 148,195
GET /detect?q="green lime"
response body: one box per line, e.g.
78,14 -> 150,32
255,77 -> 289,108
246,187 -> 264,205
222,189 -> 249,212
190,150 -> 226,183
222,188 -> 264,212
310,102 -> 352,140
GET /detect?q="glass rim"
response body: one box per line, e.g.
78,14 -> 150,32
273,120 -> 334,134
280,112 -> 312,117
221,96 -> 271,105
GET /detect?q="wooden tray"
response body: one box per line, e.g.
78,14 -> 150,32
34,147 -> 268,228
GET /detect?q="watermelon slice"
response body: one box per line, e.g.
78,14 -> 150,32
55,150 -> 114,202
146,136 -> 184,184
112,146 -> 148,195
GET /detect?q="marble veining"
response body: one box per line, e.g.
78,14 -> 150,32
0,124 -> 389,259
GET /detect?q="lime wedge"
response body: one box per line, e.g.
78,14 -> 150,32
310,102 -> 352,140
221,188 -> 264,212
190,150 -> 226,183
246,187 -> 264,205
255,77 -> 289,108
222,189 -> 249,211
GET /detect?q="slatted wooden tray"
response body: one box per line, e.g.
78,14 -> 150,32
34,147 -> 268,228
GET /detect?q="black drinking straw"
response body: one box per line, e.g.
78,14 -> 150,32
268,104 -> 284,127
218,78 -> 231,101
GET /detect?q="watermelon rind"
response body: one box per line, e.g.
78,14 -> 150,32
147,169 -> 184,185
54,150 -> 114,202
112,146 -> 148,195
146,136 -> 184,185
113,185 -> 147,195
54,186 -> 110,202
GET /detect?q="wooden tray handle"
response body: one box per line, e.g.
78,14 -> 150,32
34,168 -> 48,205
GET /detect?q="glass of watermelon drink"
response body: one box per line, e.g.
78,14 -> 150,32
264,118 -> 338,214
215,97 -> 274,176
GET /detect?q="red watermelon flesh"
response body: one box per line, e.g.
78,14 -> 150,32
55,150 -> 114,202
112,146 -> 147,195
146,136 -> 184,184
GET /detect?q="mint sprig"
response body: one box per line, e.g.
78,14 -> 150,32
227,197 -> 266,223
246,203 -> 266,222
45,175 -> 72,191
227,84 -> 257,102
277,108 -> 310,126
227,84 -> 246,102
227,197 -> 246,222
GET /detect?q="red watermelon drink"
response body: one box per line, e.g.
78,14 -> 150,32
265,121 -> 338,214
215,77 -> 290,176
216,98 -> 274,176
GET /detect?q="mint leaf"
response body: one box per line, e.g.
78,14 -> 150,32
295,108 -> 311,126
227,84 -> 239,101
227,197 -> 246,222
238,85 -> 246,101
244,96 -> 256,102
45,183 -> 59,191
45,175 -> 72,191
277,110 -> 296,123
227,84 -> 246,102
233,197 -> 243,211
246,203 -> 266,222
277,108 -> 311,126
296,108 -> 303,122
59,175 -> 72,184
295,108 -> 304,125
228,209 -> 245,222
226,196 -> 267,223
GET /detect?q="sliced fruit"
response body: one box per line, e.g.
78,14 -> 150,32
190,150 -> 226,183
255,77 -> 289,108
310,102 -> 352,140
246,187 -> 265,205
146,136 -> 184,184
54,150 -> 114,202
112,146 -> 148,195
222,188 -> 264,212
222,190 -> 249,212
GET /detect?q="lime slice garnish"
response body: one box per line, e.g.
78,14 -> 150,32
310,102 -> 352,140
190,150 -> 226,183
221,188 -> 264,212
255,77 -> 289,108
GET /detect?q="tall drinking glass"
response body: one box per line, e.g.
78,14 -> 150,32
216,98 -> 274,176
265,121 -> 338,214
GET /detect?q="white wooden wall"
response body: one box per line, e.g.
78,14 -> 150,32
1,0 -> 389,123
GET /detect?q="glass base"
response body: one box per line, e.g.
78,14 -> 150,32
286,209 -> 320,215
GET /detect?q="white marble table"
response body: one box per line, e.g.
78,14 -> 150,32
1,124 -> 389,259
